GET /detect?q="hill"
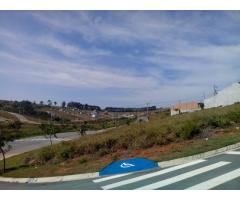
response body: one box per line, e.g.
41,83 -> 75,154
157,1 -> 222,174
1,103 -> 240,177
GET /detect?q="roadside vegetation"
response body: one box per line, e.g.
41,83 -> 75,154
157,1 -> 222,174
0,117 -> 134,139
0,100 -> 136,139
1,103 -> 240,177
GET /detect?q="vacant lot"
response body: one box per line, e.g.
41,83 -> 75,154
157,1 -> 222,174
1,104 -> 240,177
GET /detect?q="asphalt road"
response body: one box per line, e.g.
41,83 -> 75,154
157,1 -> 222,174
7,112 -> 38,124
0,116 -> 6,122
0,128 -> 111,160
1,148 -> 240,190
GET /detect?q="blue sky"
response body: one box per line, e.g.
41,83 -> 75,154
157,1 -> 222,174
0,11 -> 240,108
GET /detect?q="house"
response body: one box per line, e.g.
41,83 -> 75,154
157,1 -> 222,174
204,82 -> 240,109
171,102 -> 203,116
121,114 -> 135,119
91,110 -> 98,118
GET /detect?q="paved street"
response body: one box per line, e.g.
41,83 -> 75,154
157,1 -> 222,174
0,128 -> 112,160
0,116 -> 6,122
1,148 -> 240,189
7,112 -> 38,124
1,132 -> 79,159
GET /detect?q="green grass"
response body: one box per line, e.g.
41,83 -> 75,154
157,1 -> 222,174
0,115 -> 133,139
1,128 -> 240,177
152,130 -> 240,161
1,103 -> 240,177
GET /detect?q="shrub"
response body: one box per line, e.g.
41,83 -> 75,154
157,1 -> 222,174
79,158 -> 88,164
104,138 -> 118,149
137,131 -> 159,148
57,144 -> 76,160
226,112 -> 240,123
207,116 -> 231,128
111,153 -> 120,161
38,148 -> 55,164
96,148 -> 109,157
179,121 -> 200,139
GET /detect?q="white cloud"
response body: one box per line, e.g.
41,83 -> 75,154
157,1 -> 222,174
1,11 -> 240,106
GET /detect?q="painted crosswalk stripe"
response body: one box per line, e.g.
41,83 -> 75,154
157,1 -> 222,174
102,159 -> 206,190
135,161 -> 230,190
186,168 -> 240,190
93,173 -> 132,183
225,151 -> 240,155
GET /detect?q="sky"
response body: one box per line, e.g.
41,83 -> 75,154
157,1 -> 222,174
0,11 -> 240,108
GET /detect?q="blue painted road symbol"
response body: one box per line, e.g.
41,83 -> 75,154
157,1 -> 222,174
99,157 -> 159,176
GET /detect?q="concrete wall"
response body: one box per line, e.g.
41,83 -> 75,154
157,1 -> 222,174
170,109 -> 180,116
204,82 -> 240,109
170,108 -> 201,116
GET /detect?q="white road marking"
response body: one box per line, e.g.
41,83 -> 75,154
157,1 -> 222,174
135,161 -> 230,190
186,168 -> 240,190
93,173 -> 132,183
225,151 -> 240,155
15,138 -> 70,142
102,159 -> 206,190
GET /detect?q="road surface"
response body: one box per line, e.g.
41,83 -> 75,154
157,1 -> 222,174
0,128 -> 113,160
0,116 -> 6,122
1,148 -> 240,189
7,112 -> 38,124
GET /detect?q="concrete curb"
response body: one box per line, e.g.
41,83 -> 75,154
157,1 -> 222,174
1,142 -> 240,184
0,172 -> 99,184
158,142 -> 240,168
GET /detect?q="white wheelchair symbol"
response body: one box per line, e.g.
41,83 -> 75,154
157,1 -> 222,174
120,162 -> 135,168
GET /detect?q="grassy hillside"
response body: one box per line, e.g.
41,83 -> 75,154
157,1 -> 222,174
1,103 -> 240,177
0,111 -> 17,121
0,112 -> 135,139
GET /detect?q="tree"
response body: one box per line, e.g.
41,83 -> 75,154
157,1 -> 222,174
0,129 -> 15,173
9,120 -> 22,132
18,101 -> 35,115
79,121 -> 88,136
61,101 -> 66,108
54,101 -> 57,106
39,122 -> 57,146
47,100 -> 52,107
40,101 -> 44,106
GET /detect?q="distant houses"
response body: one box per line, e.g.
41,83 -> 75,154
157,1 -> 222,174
204,82 -> 240,109
171,102 -> 203,116
121,114 -> 135,119
91,110 -> 99,118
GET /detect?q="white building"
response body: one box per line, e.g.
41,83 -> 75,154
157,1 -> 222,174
204,82 -> 240,109
91,110 -> 98,118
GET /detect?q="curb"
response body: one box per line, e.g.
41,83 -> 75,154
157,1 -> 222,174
158,142 -> 240,168
0,172 -> 99,184
1,142 -> 240,184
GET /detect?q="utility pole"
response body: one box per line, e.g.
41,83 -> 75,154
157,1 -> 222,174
146,102 -> 150,119
213,85 -> 218,96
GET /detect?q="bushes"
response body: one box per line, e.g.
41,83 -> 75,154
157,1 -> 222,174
38,148 -> 55,164
178,121 -> 200,139
226,112 -> 240,123
57,144 -> 77,160
79,158 -> 88,164
207,116 -> 231,128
